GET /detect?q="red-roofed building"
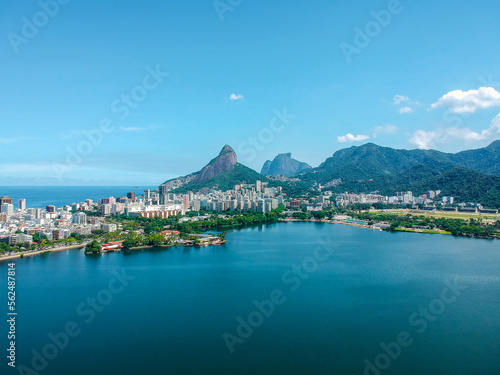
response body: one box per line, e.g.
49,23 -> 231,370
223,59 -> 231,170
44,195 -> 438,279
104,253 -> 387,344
161,230 -> 180,237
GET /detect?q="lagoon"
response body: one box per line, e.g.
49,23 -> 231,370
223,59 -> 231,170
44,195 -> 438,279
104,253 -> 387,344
2,222 -> 499,375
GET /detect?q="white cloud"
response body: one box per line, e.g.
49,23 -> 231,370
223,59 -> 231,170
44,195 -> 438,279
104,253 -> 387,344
430,87 -> 500,114
393,95 -> 410,105
229,93 -> 244,100
409,113 -> 500,149
443,127 -> 487,142
373,124 -> 398,137
409,130 -> 442,149
393,95 -> 419,113
399,106 -> 414,114
119,124 -> 161,132
337,133 -> 370,143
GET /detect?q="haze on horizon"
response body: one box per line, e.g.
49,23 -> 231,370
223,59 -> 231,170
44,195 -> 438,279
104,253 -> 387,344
1,0 -> 500,185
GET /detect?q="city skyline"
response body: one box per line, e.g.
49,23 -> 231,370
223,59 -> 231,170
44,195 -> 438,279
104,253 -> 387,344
1,1 -> 500,185
2,3 -> 500,375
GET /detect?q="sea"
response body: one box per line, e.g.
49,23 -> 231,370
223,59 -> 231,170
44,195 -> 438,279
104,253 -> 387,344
0,186 -> 157,209
1,222 -> 499,375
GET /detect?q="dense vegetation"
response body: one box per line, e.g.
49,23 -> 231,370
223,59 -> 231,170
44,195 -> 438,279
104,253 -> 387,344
451,140 -> 500,175
296,142 -> 500,208
351,211 -> 500,238
85,239 -> 102,254
0,231 -> 95,255
113,207 -> 284,233
107,205 -> 286,249
402,168 -> 500,208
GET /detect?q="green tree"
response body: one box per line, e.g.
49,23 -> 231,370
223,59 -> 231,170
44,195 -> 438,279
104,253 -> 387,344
390,222 -> 400,231
0,242 -> 10,254
218,231 -> 228,241
313,211 -> 326,220
145,234 -> 165,246
293,212 -> 309,220
85,240 -> 102,254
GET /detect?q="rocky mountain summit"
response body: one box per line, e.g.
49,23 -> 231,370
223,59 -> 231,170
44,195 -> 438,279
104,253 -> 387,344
193,145 -> 238,184
261,153 -> 312,177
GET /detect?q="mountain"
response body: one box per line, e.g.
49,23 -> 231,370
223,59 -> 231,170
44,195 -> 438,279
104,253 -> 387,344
159,141 -> 500,206
261,161 -> 272,175
451,140 -> 500,176
300,141 -> 500,183
401,167 -> 500,208
261,153 -> 312,177
192,145 -> 237,185
299,143 -> 457,184
162,145 -> 267,193
298,141 -> 500,207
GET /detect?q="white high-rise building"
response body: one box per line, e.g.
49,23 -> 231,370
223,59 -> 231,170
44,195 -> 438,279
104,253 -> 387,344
191,200 -> 201,211
102,224 -> 117,233
101,204 -> 111,216
72,212 -> 87,224
0,204 -> 14,217
18,198 -> 26,210
112,203 -> 125,215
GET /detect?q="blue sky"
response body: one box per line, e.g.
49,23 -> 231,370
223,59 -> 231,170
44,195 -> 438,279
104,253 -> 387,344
1,0 -> 500,185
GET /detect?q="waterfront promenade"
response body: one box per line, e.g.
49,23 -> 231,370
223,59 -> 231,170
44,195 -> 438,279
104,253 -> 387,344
0,242 -> 89,261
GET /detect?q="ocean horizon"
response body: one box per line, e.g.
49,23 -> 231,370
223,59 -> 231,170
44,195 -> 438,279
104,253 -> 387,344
0,186 -> 158,209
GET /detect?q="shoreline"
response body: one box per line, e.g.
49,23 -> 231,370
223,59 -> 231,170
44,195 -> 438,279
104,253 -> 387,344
280,218 -> 498,238
281,218 -> 373,230
1,238 -> 227,261
2,217 -> 496,262
0,242 -> 88,262
123,240 -> 226,251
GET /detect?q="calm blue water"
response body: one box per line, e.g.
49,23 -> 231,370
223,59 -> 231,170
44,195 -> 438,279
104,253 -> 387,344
1,222 -> 499,375
0,186 -> 156,209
